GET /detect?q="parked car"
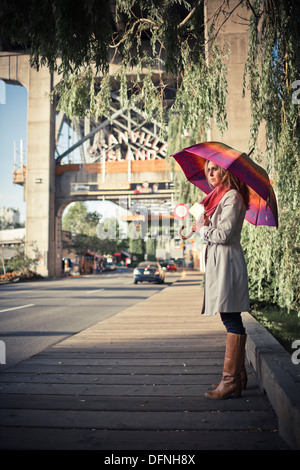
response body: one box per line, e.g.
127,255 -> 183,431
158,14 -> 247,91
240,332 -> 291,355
167,261 -> 177,271
133,262 -> 165,284
105,262 -> 116,271
176,258 -> 185,267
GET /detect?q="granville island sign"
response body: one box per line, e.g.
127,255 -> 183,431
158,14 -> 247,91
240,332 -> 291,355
88,128 -> 167,162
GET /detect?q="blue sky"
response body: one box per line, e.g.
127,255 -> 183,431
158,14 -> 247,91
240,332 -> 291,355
0,81 -> 123,225
0,82 -> 27,223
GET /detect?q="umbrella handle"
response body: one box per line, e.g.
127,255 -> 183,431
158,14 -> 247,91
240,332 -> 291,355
179,225 -> 194,240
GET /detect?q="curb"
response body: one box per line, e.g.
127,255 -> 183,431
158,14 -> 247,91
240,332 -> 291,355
243,312 -> 300,450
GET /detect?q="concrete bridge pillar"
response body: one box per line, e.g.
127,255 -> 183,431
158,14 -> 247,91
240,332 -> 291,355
25,68 -> 56,277
0,53 -> 57,277
205,0 -> 252,151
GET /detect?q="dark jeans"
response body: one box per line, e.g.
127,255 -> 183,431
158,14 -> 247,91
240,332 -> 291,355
220,312 -> 246,335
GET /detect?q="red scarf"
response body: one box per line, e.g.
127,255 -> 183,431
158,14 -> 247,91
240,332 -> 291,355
200,186 -> 230,218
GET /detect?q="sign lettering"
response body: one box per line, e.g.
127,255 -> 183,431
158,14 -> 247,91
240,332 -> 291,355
89,129 -> 167,162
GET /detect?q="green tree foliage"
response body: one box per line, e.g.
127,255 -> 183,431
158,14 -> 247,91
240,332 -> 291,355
62,201 -> 100,236
0,0 -> 228,139
5,246 -> 37,273
0,0 -> 112,74
242,0 -> 300,312
62,202 -> 128,257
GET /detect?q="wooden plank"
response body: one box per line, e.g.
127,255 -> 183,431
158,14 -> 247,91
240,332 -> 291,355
0,382 -> 223,396
32,350 -> 225,358
0,364 -> 223,375
0,373 -> 220,385
0,428 -> 288,450
0,409 -> 280,431
48,343 -> 226,352
0,391 -> 272,412
6,356 -> 223,367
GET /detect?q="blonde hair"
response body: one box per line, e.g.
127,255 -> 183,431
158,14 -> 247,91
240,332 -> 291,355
204,160 -> 250,209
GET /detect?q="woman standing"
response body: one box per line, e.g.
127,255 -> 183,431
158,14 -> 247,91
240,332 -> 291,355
193,160 -> 250,399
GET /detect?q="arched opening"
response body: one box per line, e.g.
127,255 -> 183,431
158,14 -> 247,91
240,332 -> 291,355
57,198 -> 131,276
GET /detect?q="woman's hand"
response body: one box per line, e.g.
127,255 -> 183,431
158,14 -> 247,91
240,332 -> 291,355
192,213 -> 209,232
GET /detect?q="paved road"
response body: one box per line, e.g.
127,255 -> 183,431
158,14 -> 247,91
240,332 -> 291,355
0,268 -> 180,370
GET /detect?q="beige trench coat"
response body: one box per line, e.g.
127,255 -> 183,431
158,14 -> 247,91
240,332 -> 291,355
200,189 -> 250,316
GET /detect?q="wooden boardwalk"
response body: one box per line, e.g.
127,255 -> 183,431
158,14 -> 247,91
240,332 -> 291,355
0,271 -> 289,450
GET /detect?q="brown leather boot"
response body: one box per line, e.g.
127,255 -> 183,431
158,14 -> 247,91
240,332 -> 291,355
212,339 -> 247,389
205,333 -> 247,400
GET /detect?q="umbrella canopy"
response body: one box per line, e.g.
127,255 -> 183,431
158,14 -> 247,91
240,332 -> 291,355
172,141 -> 278,227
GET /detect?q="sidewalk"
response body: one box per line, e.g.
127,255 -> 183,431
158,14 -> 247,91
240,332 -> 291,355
0,270 -> 293,450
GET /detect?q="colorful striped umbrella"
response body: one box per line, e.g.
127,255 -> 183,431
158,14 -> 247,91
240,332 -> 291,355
172,141 -> 278,227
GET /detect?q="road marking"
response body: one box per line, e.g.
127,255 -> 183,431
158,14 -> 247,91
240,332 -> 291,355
0,304 -> 35,313
85,289 -> 105,295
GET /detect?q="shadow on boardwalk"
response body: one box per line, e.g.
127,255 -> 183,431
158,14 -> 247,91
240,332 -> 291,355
0,271 -> 291,450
